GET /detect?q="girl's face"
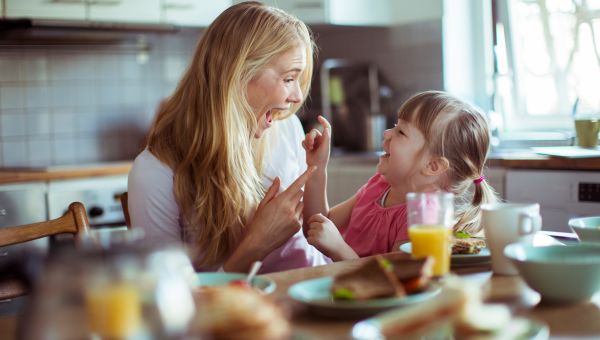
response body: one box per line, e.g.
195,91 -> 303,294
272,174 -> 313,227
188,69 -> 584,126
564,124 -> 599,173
377,119 -> 430,185
246,45 -> 306,138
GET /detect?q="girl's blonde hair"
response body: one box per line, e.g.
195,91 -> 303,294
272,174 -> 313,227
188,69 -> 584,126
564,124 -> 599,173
398,91 -> 499,235
146,1 -> 315,266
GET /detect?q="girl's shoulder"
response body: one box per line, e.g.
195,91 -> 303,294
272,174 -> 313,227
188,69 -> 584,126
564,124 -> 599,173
357,173 -> 390,200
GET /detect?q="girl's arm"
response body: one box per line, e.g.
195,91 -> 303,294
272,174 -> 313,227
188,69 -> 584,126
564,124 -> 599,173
327,194 -> 358,234
306,213 -> 359,261
302,116 -> 331,231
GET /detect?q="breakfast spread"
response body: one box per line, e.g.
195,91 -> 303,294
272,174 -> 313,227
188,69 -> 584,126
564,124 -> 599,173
451,231 -> 486,255
331,255 -> 434,300
190,285 -> 290,340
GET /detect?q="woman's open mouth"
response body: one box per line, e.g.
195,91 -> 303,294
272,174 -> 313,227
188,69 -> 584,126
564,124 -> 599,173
265,110 -> 273,128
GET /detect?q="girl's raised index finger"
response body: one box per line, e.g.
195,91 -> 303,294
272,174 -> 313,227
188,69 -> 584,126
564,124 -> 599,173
317,115 -> 332,130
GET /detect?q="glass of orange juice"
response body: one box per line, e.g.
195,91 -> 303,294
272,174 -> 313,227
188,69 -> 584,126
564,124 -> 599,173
407,192 -> 454,277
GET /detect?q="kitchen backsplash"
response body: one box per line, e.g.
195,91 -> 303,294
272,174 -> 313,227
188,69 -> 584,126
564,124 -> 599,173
0,20 -> 441,167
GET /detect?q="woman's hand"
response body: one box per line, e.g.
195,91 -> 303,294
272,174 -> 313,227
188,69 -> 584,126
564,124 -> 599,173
302,115 -> 331,169
306,213 -> 358,261
246,166 -> 317,254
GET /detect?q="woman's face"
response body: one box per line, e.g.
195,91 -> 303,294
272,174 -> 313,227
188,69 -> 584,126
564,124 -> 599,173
247,45 -> 306,138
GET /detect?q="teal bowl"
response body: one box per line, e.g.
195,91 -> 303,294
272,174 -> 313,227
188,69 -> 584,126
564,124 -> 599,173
569,216 -> 600,243
504,243 -> 600,303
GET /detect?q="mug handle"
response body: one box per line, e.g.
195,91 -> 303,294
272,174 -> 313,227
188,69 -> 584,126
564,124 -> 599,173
518,212 -> 542,236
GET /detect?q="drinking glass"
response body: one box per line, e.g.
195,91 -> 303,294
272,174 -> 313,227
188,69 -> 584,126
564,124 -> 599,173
407,192 -> 454,277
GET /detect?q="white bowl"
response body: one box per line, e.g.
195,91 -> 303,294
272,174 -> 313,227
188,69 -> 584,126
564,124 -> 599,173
504,243 -> 600,303
569,216 -> 600,243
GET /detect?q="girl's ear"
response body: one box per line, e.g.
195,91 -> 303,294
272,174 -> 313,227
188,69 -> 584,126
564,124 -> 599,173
422,156 -> 450,176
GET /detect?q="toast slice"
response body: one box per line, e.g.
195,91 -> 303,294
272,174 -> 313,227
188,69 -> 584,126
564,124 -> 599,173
452,237 -> 486,255
331,255 -> 434,300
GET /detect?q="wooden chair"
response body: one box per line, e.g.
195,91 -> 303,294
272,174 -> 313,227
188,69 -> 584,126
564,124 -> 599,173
120,192 -> 131,229
0,201 -> 91,300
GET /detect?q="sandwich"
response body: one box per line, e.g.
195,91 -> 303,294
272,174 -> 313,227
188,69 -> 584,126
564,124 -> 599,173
331,255 -> 434,300
452,231 -> 486,255
190,285 -> 290,340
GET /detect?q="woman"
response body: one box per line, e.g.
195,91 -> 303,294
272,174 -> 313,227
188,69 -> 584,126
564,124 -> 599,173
128,1 -> 330,273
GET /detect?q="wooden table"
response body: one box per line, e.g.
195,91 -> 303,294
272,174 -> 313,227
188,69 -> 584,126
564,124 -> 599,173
262,254 -> 600,339
1,251 -> 598,339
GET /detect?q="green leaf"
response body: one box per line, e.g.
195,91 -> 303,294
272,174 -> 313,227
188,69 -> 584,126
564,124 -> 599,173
454,231 -> 471,238
378,257 -> 393,271
333,288 -> 355,300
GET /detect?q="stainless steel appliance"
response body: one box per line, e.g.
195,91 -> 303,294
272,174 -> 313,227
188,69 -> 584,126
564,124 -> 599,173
47,175 -> 128,229
320,58 -> 388,151
0,181 -> 48,260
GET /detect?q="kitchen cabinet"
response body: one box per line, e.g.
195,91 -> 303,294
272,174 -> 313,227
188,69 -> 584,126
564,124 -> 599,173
236,0 -> 442,26
88,0 -> 160,24
162,0 -> 230,26
505,169 -> 600,233
5,0 -> 86,21
5,0 -> 229,27
327,158 -> 376,205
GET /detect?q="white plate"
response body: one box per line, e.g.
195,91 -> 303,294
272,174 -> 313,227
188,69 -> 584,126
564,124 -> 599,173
399,242 -> 491,265
288,276 -> 441,319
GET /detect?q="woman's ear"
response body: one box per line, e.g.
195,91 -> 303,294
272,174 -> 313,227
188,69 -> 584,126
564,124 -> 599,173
422,157 -> 450,176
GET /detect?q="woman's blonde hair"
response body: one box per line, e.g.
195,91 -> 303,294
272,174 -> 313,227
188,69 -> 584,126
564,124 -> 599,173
398,91 -> 499,235
146,1 -> 315,266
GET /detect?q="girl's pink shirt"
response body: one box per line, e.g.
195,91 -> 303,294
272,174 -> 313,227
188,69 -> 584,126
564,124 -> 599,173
342,173 -> 409,257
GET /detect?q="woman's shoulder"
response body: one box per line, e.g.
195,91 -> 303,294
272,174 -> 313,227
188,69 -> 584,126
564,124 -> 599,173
130,149 -> 173,181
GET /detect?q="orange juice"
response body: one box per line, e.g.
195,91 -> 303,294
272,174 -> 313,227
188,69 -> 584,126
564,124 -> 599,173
409,224 -> 451,276
86,283 -> 141,339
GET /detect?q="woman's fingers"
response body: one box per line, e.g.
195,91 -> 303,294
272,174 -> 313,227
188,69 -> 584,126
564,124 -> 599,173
282,166 -> 316,198
258,176 -> 280,210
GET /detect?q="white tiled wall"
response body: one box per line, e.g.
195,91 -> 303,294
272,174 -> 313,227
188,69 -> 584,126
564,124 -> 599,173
0,21 -> 442,167
0,30 -> 200,167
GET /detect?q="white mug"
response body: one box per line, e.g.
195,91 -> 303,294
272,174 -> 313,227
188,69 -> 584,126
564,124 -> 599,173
481,203 -> 542,275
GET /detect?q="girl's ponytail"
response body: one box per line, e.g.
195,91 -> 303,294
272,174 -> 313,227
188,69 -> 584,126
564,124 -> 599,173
453,175 -> 499,236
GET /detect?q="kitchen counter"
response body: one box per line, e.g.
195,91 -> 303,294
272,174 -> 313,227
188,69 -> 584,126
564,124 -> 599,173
331,149 -> 600,171
0,162 -> 132,185
1,148 -> 600,186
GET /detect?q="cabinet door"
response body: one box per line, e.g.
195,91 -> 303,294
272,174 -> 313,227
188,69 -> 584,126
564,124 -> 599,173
5,0 -> 86,21
88,0 -> 161,23
327,162 -> 376,206
162,0 -> 230,27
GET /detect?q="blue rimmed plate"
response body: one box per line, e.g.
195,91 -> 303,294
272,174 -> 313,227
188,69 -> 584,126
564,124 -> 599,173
196,272 -> 276,294
288,276 -> 440,319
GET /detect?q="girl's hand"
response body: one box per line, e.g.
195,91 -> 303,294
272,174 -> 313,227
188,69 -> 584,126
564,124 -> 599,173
306,213 -> 356,261
302,115 -> 331,169
247,167 -> 316,253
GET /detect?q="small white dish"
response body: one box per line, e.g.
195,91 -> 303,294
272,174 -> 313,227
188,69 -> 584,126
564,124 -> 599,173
195,272 -> 276,294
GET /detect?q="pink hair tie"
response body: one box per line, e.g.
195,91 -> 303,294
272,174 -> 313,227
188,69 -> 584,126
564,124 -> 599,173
474,175 -> 486,185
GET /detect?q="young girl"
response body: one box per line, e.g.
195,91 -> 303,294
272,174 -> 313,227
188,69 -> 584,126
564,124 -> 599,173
303,90 -> 499,261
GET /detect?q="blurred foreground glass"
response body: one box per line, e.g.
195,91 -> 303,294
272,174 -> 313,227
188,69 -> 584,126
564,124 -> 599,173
22,233 -> 196,340
407,192 -> 454,277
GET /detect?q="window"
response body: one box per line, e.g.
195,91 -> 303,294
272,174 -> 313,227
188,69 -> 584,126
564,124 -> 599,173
494,0 -> 600,132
